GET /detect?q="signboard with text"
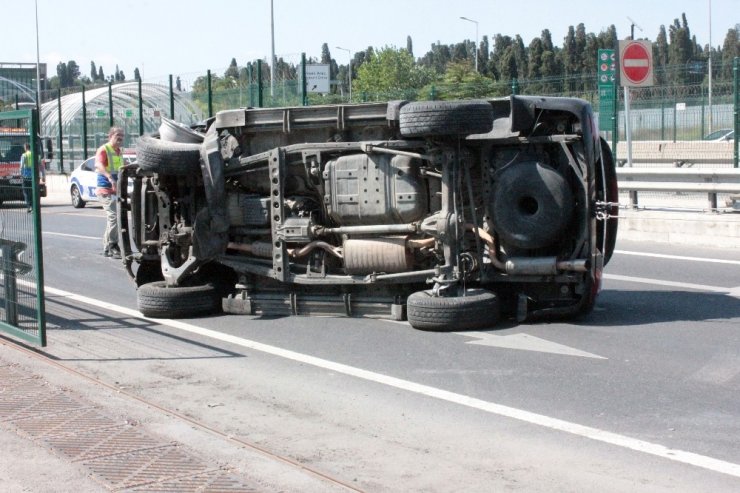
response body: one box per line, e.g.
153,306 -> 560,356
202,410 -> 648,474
597,49 -> 617,132
305,64 -> 330,93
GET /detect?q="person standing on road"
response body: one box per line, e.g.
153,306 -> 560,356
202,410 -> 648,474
95,126 -> 124,259
19,143 -> 35,212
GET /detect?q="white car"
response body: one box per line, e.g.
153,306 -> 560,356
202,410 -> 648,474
703,129 -> 734,141
69,153 -> 135,208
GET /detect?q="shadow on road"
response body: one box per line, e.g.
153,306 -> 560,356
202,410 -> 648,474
589,289 -> 740,326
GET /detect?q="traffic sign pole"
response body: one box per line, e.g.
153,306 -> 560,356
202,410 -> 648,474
619,39 -> 654,171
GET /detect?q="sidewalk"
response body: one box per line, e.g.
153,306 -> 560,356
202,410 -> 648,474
0,340 -> 345,493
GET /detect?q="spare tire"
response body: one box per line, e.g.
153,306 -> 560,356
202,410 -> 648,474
492,161 -> 574,250
137,281 -> 220,318
399,100 -> 493,137
407,288 -> 500,331
136,136 -> 201,175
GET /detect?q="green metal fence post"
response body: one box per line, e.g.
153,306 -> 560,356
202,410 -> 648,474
511,78 -> 519,95
611,83 -> 618,162
169,74 -> 175,119
247,65 -> 254,107
82,85 -> 88,159
138,78 -> 144,136
700,90 -> 705,139
30,107 -> 46,346
301,53 -> 307,106
207,70 -> 213,117
660,90 -> 665,140
672,94 -> 677,143
108,81 -> 114,128
57,89 -> 64,173
734,57 -> 738,168
257,61 -> 263,108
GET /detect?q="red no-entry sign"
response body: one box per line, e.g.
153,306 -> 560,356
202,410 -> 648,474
619,39 -> 654,87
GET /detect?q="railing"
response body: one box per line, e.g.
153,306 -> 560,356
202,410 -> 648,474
617,168 -> 740,210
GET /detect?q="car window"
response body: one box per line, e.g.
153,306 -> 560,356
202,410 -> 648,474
83,157 -> 96,172
703,129 -> 732,140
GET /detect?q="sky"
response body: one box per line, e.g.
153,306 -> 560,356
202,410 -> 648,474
4,0 -> 738,83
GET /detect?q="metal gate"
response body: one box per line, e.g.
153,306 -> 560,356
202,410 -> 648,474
0,108 -> 46,346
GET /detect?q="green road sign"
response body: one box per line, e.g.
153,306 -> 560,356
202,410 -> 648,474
96,109 -> 106,118
597,49 -> 617,132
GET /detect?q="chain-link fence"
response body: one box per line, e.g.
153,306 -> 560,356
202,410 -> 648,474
0,108 -> 47,346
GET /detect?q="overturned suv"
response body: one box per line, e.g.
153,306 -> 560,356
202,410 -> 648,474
118,96 -> 618,330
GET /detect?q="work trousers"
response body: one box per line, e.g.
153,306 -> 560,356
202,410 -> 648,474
99,194 -> 118,249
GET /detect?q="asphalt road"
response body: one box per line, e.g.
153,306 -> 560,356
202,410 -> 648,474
4,200 -> 740,491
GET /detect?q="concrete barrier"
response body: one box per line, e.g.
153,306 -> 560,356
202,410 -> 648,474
614,141 -> 735,167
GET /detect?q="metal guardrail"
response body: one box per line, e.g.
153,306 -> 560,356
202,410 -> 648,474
617,168 -> 740,210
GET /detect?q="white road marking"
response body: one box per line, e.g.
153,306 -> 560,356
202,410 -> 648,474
40,283 -> 740,479
615,250 -> 740,266
604,273 -> 740,298
457,332 -> 606,359
44,231 -> 99,240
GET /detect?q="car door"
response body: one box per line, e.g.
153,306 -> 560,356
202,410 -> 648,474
73,157 -> 97,201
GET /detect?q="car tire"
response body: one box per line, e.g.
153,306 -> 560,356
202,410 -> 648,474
136,136 -> 201,176
399,100 -> 493,137
407,288 -> 500,331
137,281 -> 220,318
71,185 -> 86,208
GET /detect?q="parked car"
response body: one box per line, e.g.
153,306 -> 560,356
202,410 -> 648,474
703,128 -> 734,141
119,97 -> 619,331
69,152 -> 135,208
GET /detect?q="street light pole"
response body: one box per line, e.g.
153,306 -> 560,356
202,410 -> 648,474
336,46 -> 352,102
34,0 -> 41,107
708,0 -> 713,133
270,0 -> 276,98
460,16 -> 479,72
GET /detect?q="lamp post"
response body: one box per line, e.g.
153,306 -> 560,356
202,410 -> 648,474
336,46 -> 352,102
708,0 -> 713,133
460,16 -> 479,72
34,0 -> 41,107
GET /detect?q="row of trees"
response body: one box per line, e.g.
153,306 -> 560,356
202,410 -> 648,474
50,60 -> 140,89
195,13 -> 738,103
49,13 -> 740,100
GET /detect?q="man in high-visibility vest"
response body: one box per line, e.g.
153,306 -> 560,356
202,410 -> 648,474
95,126 -> 125,259
19,143 -> 34,213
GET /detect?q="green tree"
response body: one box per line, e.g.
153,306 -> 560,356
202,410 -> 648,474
668,14 -> 695,84
90,61 -> 97,82
654,25 -> 670,85
719,27 -> 740,81
134,67 -> 141,82
353,46 -> 435,100
406,36 -> 413,58
224,58 -> 239,79
433,61 -> 499,99
478,36 -> 490,76
419,42 -> 452,73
